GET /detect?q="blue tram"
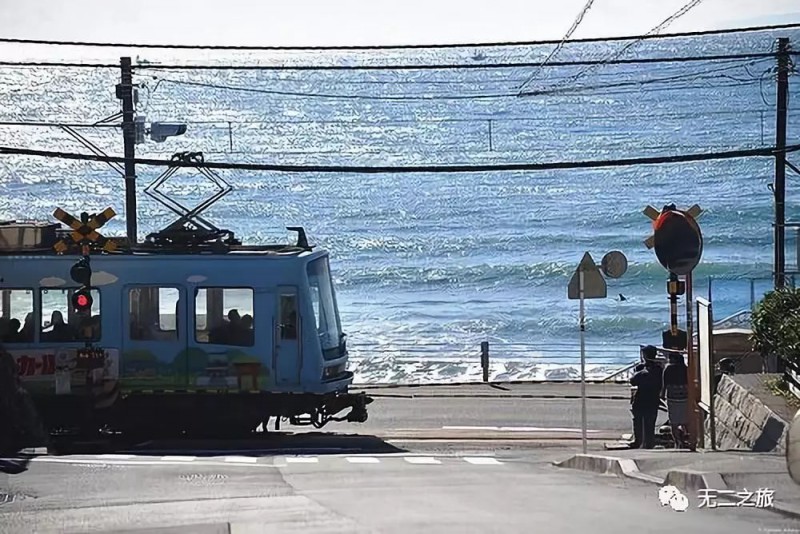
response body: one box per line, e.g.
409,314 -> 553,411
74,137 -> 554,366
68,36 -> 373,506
0,217 -> 371,439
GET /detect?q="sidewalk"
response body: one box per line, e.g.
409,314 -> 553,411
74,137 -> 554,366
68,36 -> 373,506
555,448 -> 800,520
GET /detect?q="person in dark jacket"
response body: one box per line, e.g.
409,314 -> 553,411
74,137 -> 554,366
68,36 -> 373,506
0,344 -> 47,459
629,345 -> 663,449
662,351 -> 689,449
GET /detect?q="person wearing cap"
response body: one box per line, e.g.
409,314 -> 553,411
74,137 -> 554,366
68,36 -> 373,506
629,345 -> 663,449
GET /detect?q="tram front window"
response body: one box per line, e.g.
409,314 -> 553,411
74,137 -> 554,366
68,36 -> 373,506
307,257 -> 343,359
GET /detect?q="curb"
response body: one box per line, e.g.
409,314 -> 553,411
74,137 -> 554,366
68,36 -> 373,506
554,453 -> 800,520
365,393 -> 630,400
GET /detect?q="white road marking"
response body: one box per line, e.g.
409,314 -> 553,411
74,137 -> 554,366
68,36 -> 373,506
463,457 -> 504,465
285,456 -> 319,464
442,425 -> 601,433
97,454 -> 135,460
29,457 -> 277,468
346,457 -> 380,464
404,456 -> 441,465
224,456 -> 258,464
160,456 -> 196,462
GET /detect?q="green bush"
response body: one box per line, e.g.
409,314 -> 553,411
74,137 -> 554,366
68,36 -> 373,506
751,287 -> 800,366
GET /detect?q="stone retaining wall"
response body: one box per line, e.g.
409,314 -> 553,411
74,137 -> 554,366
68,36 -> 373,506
706,374 -> 788,452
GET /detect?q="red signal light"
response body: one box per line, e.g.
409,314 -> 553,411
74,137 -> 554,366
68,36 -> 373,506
72,290 -> 93,312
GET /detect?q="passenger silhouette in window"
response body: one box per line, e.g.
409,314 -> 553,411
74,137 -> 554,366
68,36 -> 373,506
5,319 -> 21,342
239,314 -> 254,346
43,311 -> 73,342
20,313 -> 34,342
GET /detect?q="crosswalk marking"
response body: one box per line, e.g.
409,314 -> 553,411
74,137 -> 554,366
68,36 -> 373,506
286,456 -> 319,463
404,456 -> 441,465
463,457 -> 504,465
225,456 -> 258,464
346,457 -> 380,464
28,454 -> 508,468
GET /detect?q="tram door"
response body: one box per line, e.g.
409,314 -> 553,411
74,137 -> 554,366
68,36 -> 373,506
123,286 -> 188,389
274,286 -> 302,386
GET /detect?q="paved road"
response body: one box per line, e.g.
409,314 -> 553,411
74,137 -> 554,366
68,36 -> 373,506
334,382 -> 636,441
2,447 -> 797,533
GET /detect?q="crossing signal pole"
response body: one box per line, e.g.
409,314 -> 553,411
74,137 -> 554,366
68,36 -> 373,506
645,203 -> 704,451
117,57 -> 138,245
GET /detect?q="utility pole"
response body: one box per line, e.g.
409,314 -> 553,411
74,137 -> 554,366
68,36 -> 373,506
117,57 -> 137,244
774,38 -> 789,289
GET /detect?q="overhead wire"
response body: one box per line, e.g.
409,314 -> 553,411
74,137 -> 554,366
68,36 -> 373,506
0,52 -> 779,71
516,0 -> 597,93
0,22 -> 798,50
1,106 -> 794,130
143,58 -> 768,101
0,144 -> 798,173
519,0 -> 707,96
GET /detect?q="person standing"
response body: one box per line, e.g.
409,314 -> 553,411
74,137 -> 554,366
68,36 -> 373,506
662,351 -> 689,449
629,345 -> 663,449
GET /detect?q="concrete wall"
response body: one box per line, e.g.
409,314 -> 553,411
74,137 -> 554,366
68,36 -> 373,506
706,374 -> 788,452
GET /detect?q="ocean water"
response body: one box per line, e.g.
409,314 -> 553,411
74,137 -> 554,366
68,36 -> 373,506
1,29 -> 800,382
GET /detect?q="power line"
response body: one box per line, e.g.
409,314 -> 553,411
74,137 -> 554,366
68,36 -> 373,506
517,0 -> 597,93
0,144 -> 797,173
0,52 -> 779,71
521,0 -> 707,96
0,22 -> 798,50
0,121 -> 119,128
150,61 -> 764,101
1,106 -> 794,130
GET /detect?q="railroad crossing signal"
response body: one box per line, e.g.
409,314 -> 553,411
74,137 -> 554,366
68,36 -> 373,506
72,289 -> 94,315
52,207 -> 117,253
643,204 -> 703,276
643,204 -> 702,250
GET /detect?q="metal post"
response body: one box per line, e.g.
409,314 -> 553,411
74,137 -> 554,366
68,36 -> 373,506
707,299 -> 717,451
579,268 -> 587,454
685,273 -> 699,450
750,278 -> 756,310
487,120 -> 493,152
774,38 -> 789,289
119,57 -> 138,244
481,341 -> 490,383
228,121 -> 234,152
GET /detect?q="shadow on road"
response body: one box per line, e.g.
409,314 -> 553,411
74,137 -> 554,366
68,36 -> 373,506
47,432 -> 407,458
0,456 -> 32,475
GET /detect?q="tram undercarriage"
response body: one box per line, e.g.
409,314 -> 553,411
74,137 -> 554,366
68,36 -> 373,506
32,390 -> 373,442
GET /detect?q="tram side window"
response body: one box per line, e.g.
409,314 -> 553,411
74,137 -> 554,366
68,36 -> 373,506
280,293 -> 298,340
0,289 -> 35,343
129,287 -> 180,341
195,288 -> 254,347
40,288 -> 101,342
